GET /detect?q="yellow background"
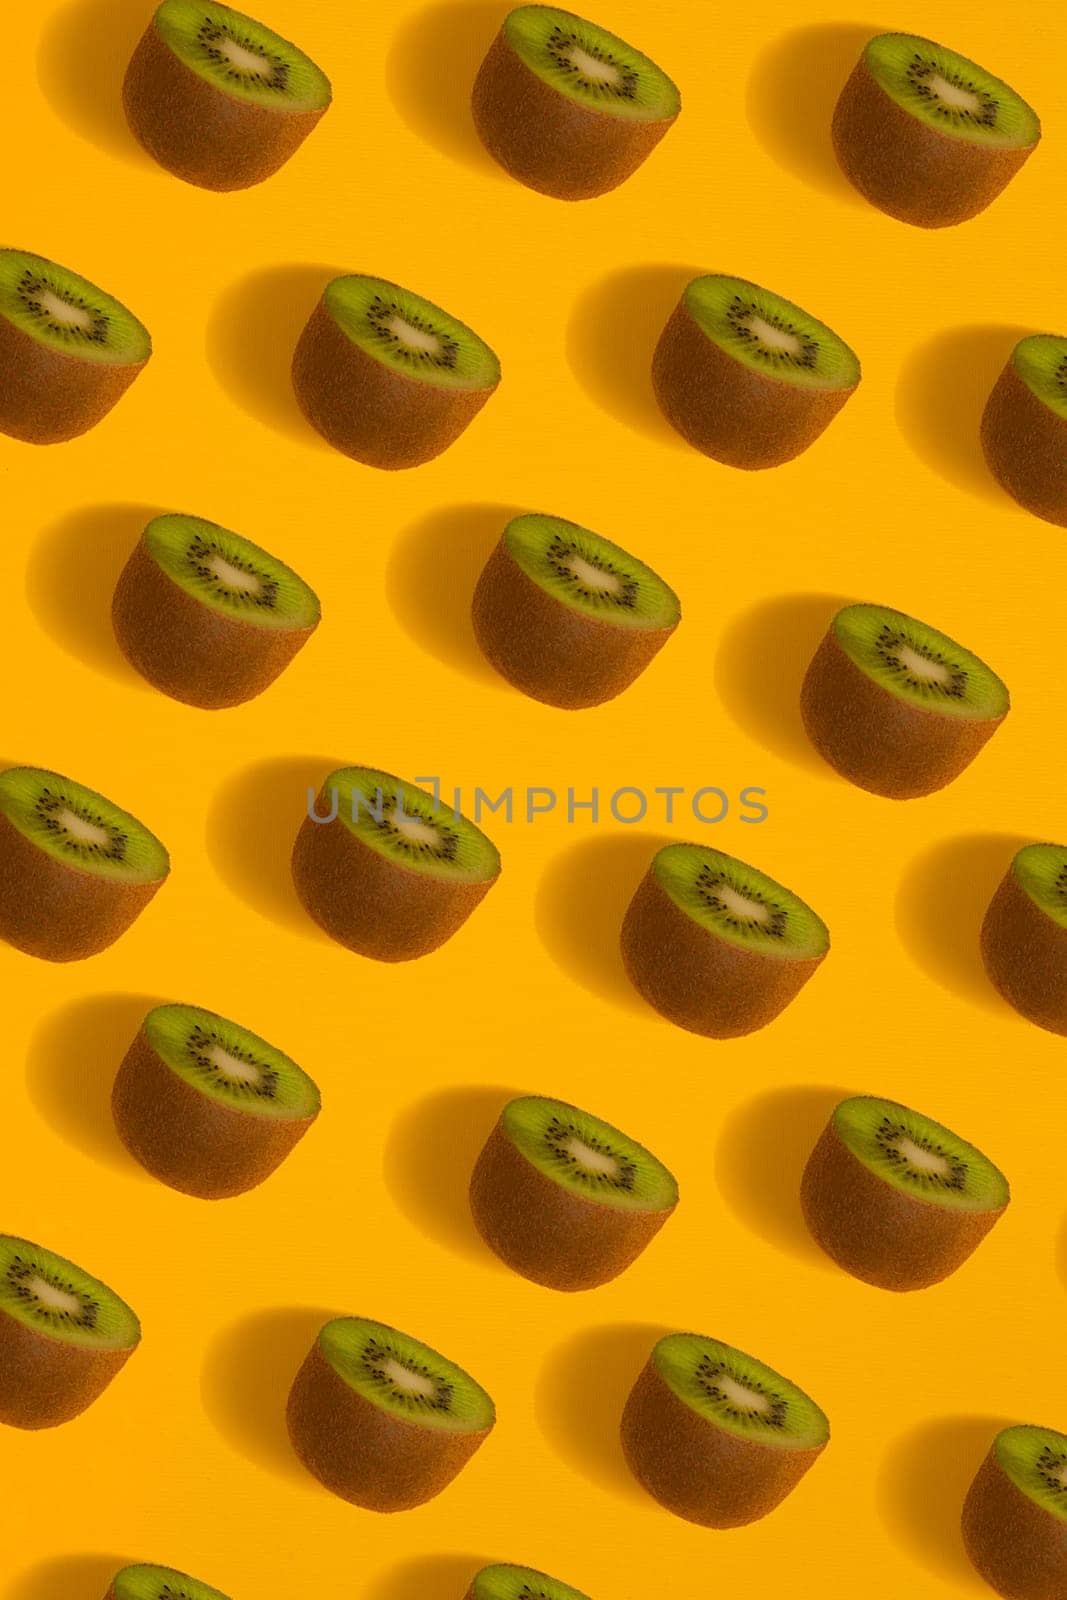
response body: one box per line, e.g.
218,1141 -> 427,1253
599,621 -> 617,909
1,0 -> 1065,1595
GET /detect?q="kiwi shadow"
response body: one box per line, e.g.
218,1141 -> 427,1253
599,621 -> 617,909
25,993 -> 164,1175
9,1553 -> 129,1600
206,264 -> 339,446
383,1085 -> 516,1265
385,502 -> 518,683
566,265 -> 701,447
536,833 -> 673,1013
879,1414 -> 1008,1582
386,1 -> 509,179
536,1322 -> 668,1500
896,325 -> 1030,502
895,833 -> 1029,1012
715,1085 -> 849,1267
369,1554 -> 486,1600
36,0 -> 156,166
714,593 -> 851,774
25,503 -> 160,688
746,23 -> 880,202
202,1306 -> 335,1484
1058,1215 -> 1067,1290
206,756 -> 341,939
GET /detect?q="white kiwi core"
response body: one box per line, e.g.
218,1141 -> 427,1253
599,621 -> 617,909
382,1358 -> 438,1398
565,1137 -> 620,1178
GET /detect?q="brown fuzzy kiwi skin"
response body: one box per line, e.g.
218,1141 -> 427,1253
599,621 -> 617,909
621,1356 -> 825,1527
471,26 -> 677,200
291,791 -> 499,961
469,1117 -> 675,1289
0,1308 -> 137,1429
652,298 -> 856,468
111,538 -> 318,709
962,1445 -> 1067,1599
620,867 -> 825,1038
832,55 -> 1038,227
0,312 -> 147,446
122,19 -> 330,192
981,866 -> 1067,1036
800,1115 -> 1006,1291
471,536 -> 677,708
287,1340 -> 492,1510
800,626 -> 1007,799
292,300 -> 498,469
0,811 -> 166,962
111,1024 -> 318,1199
982,361 -> 1067,528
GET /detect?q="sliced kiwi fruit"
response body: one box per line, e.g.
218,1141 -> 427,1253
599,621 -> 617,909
0,249 -> 150,445
112,513 -> 321,709
469,1094 -> 678,1289
982,843 -> 1067,1035
0,1234 -> 140,1428
112,1003 -> 321,1199
471,5 -> 680,199
963,1425 -> 1067,1599
0,766 -> 169,962
621,1331 -> 829,1526
652,274 -> 859,468
621,842 -> 829,1037
801,1095 -> 1009,1291
123,0 -> 332,190
982,334 -> 1067,527
292,273 -> 500,469
472,512 -> 680,708
801,603 -> 1009,799
833,34 -> 1040,227
107,1566 -> 230,1600
467,1567 -> 590,1600
292,765 -> 501,961
287,1315 -> 496,1509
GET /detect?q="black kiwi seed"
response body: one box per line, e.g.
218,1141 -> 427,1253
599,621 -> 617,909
17,271 -> 110,346
726,295 -> 820,371
875,625 -> 969,700
366,788 -> 460,863
360,1336 -> 454,1414
546,536 -> 639,610
186,1025 -> 279,1100
542,1114 -> 638,1192
1036,1445 -> 1067,1501
1055,867 -> 1067,905
546,25 -> 639,101
186,532 -> 279,610
160,1589 -> 196,1600
906,54 -> 999,129
697,1355 -> 789,1428
874,1115 -> 969,1192
34,787 -> 128,862
696,865 -> 789,939
365,295 -> 460,370
196,20 -> 289,92
7,1253 -> 98,1329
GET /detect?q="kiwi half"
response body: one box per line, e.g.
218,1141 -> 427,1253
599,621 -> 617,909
801,1096 -> 1009,1291
652,274 -> 860,468
621,1331 -> 829,1527
982,335 -> 1067,527
0,1235 -> 140,1428
292,766 -> 501,961
107,1567 -> 230,1600
833,34 -> 1040,227
123,0 -> 332,190
287,1315 -> 495,1509
472,513 -> 680,708
292,274 -> 500,468
801,603 -> 1009,799
963,1425 -> 1067,1599
471,5 -> 680,200
621,843 -> 829,1037
0,249 -> 150,445
112,1003 -> 320,1199
467,1567 -> 590,1600
469,1094 -> 678,1290
112,513 -> 321,709
0,767 -> 169,962
982,843 -> 1067,1036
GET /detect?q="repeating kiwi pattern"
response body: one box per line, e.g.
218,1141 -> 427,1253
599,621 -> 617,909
0,4 -> 1063,1599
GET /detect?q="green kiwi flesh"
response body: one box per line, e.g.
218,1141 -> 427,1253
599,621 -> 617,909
153,0 -> 330,109
112,514 -> 321,708
287,1315 -> 496,1508
109,1566 -> 231,1600
801,603 -> 1009,797
503,7 -> 677,119
0,1235 -> 140,1428
621,1331 -> 829,1526
472,513 -> 681,707
469,1094 -> 678,1288
982,843 -> 1067,1035
0,768 -> 168,883
468,1566 -> 591,1600
963,1425 -> 1067,1599
0,250 -> 150,443
982,336 -> 1067,526
801,1096 -> 1009,1290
